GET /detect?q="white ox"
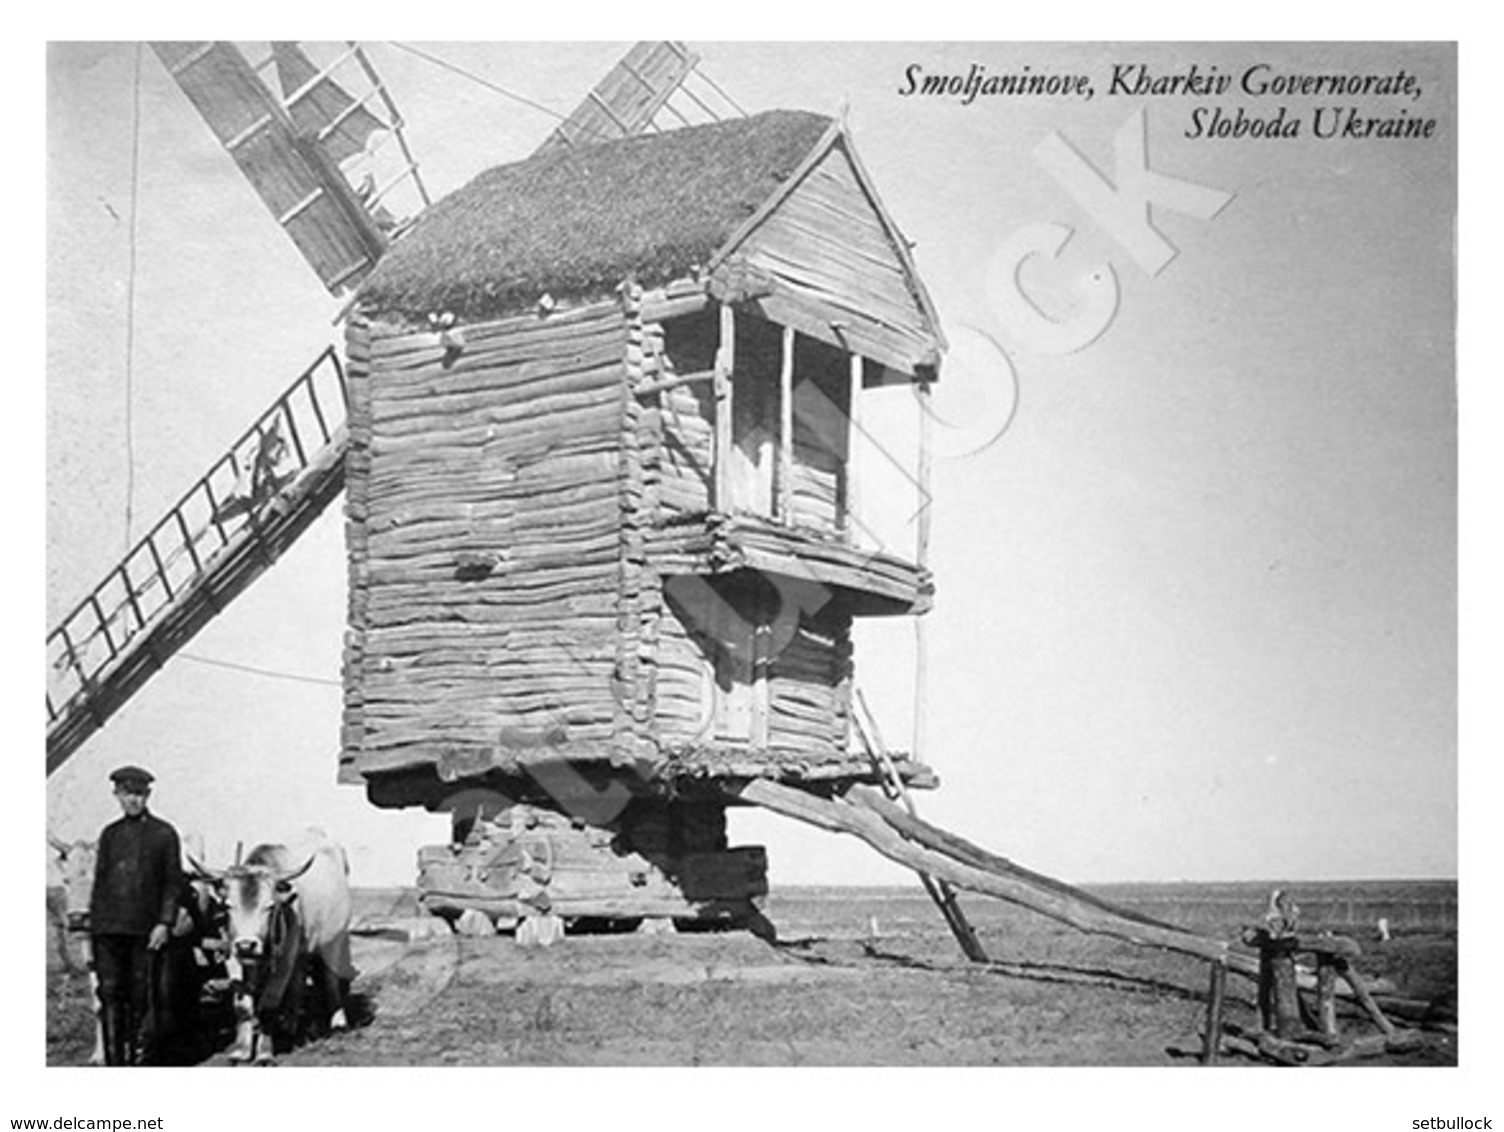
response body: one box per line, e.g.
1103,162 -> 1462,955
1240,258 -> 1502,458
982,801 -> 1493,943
48,836 -> 104,1065
193,831 -> 354,1063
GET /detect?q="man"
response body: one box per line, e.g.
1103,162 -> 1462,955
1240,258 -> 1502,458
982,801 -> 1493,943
89,766 -> 183,1066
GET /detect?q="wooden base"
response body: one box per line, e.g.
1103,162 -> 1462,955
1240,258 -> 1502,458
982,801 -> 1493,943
417,801 -> 767,930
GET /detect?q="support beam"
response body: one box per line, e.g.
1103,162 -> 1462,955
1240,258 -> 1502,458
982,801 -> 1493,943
913,377 -> 933,764
726,776 -> 1257,976
853,692 -> 986,964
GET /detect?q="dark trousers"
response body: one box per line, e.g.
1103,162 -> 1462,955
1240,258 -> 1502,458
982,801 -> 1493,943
92,933 -> 155,1065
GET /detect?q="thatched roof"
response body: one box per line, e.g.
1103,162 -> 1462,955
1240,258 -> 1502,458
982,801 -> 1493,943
358,109 -> 834,323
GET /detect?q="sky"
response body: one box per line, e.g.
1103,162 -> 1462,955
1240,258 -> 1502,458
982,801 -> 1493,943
41,41 -> 1457,895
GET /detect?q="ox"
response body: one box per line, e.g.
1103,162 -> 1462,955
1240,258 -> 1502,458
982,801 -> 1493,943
48,835 -> 226,1065
49,836 -> 105,1065
192,833 -> 354,1063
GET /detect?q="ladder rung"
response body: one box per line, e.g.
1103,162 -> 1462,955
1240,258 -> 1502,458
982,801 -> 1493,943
585,90 -> 633,136
281,45 -> 363,114
166,42 -> 217,78
363,162 -> 417,210
326,256 -> 374,290
318,87 -> 386,142
278,186 -> 326,226
225,113 -> 276,153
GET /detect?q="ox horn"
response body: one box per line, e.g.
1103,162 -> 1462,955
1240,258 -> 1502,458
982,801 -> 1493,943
186,854 -> 226,881
234,841 -> 244,867
277,854 -> 317,886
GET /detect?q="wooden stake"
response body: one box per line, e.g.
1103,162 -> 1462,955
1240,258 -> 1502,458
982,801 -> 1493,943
1203,959 -> 1227,1066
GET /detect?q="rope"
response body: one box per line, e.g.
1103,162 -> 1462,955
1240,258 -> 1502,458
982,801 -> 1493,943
178,651 -> 341,687
123,43 -> 144,554
386,43 -> 573,126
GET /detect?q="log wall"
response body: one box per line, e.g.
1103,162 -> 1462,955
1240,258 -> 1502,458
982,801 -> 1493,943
342,300 -> 632,783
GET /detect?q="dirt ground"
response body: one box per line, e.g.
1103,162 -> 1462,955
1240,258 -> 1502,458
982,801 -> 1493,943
46,886 -> 1457,1067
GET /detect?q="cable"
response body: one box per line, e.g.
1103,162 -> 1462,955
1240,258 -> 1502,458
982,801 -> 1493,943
386,42 -> 572,126
123,43 -> 144,555
178,651 -> 342,687
692,64 -> 747,117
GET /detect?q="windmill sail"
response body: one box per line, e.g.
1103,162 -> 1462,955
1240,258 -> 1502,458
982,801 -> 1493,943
46,350 -> 350,774
535,41 -> 701,155
150,41 -> 387,294
272,41 -> 388,164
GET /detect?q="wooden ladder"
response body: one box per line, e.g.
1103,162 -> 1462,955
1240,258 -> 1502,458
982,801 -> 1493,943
852,690 -> 989,963
46,348 -> 349,773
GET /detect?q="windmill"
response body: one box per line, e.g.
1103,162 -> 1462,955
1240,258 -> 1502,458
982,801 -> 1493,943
45,41 -> 725,772
48,42 -> 994,948
46,43 -> 1307,997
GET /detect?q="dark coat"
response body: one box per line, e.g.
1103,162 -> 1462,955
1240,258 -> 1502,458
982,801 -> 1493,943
89,811 -> 183,937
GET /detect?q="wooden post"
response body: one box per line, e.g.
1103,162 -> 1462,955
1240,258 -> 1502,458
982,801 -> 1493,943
913,377 -> 932,764
853,691 -> 987,964
914,378 -> 933,570
1203,959 -> 1227,1065
778,324 -> 794,523
1267,938 -> 1302,1038
714,303 -> 734,513
845,353 -> 862,544
1316,955 -> 1339,1038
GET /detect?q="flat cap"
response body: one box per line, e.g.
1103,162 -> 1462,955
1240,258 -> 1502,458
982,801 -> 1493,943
109,765 -> 154,789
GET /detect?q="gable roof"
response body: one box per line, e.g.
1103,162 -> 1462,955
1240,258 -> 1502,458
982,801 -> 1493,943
357,110 -> 834,323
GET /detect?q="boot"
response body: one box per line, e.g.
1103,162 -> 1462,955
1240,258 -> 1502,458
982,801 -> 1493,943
133,1018 -> 155,1067
122,1003 -> 141,1068
101,1002 -> 130,1067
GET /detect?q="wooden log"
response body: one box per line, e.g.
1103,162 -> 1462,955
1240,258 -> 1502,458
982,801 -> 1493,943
1203,959 -> 1227,1066
845,786 -> 1190,934
730,778 -> 1257,976
1266,938 -> 1302,1039
1316,955 -> 1339,1037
